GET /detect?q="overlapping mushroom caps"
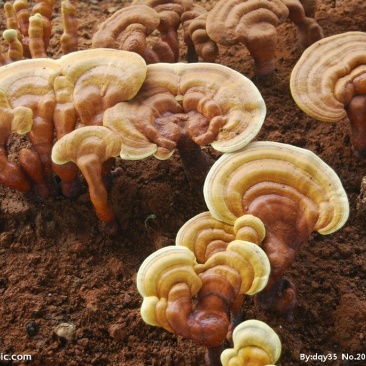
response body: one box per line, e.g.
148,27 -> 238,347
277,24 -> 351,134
290,31 -> 366,158
52,126 -> 123,235
137,240 -> 270,365
104,62 -> 266,187
220,319 -> 282,366
51,48 -> 147,199
203,141 -> 349,320
0,57 -> 60,198
176,212 -> 267,327
206,0 -> 323,77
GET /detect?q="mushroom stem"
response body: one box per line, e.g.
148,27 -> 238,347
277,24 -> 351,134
244,22 -> 278,78
345,94 -> 366,159
176,137 -> 211,191
77,154 -> 117,235
205,344 -> 225,366
256,277 -> 297,323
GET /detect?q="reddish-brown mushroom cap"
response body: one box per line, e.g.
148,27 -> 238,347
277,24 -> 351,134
203,141 -> 349,318
58,48 -> 147,126
91,5 -> 160,55
104,62 -> 266,158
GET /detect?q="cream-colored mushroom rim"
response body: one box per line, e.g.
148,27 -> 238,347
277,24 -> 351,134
0,58 -> 60,92
51,126 -> 122,164
176,211 -> 236,263
220,319 -> 281,366
290,31 -> 366,122
142,62 -> 266,152
136,245 -> 201,299
58,48 -> 147,100
203,141 -> 349,235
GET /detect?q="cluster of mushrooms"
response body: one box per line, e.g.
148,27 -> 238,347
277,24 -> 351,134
1,0 -> 365,365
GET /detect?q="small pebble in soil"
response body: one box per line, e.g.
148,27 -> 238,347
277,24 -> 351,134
54,323 -> 76,342
25,321 -> 39,337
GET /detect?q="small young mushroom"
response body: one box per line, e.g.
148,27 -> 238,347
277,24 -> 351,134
137,240 -> 270,366
0,57 -> 60,198
203,141 -> 349,320
28,13 -> 47,58
290,31 -> 366,158
91,5 -> 160,62
60,0 -> 78,54
104,62 -> 266,188
2,29 -> 24,64
58,48 -> 147,126
51,126 -> 123,235
220,319 -> 282,366
206,0 -> 323,77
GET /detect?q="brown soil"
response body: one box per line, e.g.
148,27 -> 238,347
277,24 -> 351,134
0,1 -> 366,365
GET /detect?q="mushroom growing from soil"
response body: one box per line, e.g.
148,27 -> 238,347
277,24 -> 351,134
206,0 -> 323,77
0,57 -> 60,198
52,48 -> 147,197
290,31 -> 366,159
104,62 -> 266,189
220,319 -> 282,366
137,240 -> 270,366
203,141 -> 349,320
176,212 -> 266,326
51,126 -> 123,235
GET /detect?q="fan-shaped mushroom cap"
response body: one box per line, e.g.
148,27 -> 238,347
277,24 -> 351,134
220,319 -> 281,366
206,0 -> 289,47
58,48 -> 147,125
51,126 -> 122,165
194,240 -> 270,296
137,245 -> 201,329
92,5 -> 160,53
0,57 -> 59,97
176,211 -> 265,263
104,62 -> 266,159
204,141 -> 349,235
290,31 -> 366,122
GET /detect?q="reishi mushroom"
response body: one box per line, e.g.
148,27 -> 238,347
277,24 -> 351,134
176,212 -> 267,326
181,4 -> 219,63
0,89 -> 33,193
103,62 -> 266,188
0,57 -> 60,198
290,31 -> 366,158
58,48 -> 147,126
131,0 -> 193,62
91,5 -> 161,62
220,319 -> 282,366
51,126 -> 123,235
137,239 -> 270,366
203,141 -> 349,320
206,0 -> 323,77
